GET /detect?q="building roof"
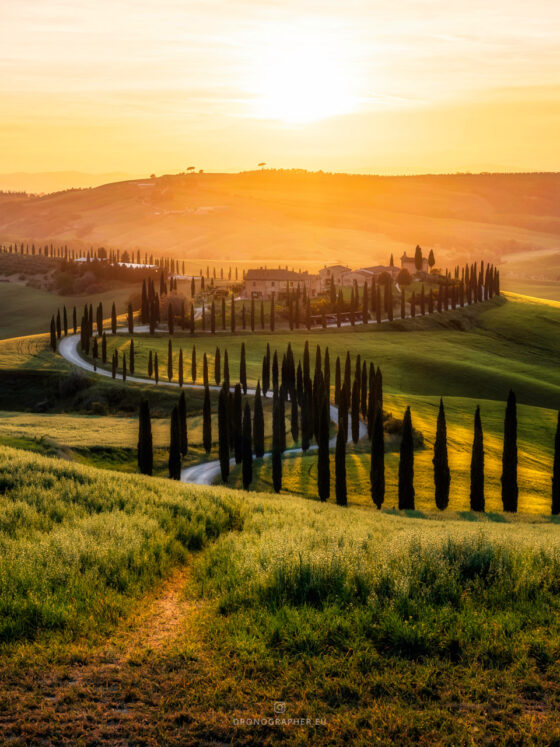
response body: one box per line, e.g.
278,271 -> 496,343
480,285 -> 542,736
319,264 -> 352,274
245,269 -> 314,281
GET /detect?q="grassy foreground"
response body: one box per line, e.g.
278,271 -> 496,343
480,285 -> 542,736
1,446 -> 560,743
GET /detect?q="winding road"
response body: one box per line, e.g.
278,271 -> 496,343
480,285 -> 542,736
58,331 -> 367,487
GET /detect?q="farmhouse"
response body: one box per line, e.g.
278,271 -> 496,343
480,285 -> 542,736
318,264 -> 351,290
243,268 -> 319,300
401,252 -> 428,274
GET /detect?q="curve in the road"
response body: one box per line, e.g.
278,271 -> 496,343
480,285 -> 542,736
58,332 -> 368,487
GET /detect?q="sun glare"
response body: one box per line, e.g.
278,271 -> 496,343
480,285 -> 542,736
249,27 -> 360,124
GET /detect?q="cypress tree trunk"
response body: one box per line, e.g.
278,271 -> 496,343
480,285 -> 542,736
111,302 -> 117,335
370,408 -> 385,509
242,401 -> 253,489
168,405 -> 182,480
154,352 -> 159,384
351,378 -> 360,444
552,411 -> 560,515
272,395 -> 282,493
335,426 -> 347,506
470,405 -> 485,512
137,400 -> 153,476
398,406 -> 415,510
148,349 -> 153,378
240,342 -> 247,394
167,339 -> 173,381
218,386 -> 230,482
203,353 -> 209,387
203,385 -> 212,454
128,303 -> 134,334
317,397 -> 330,502
178,390 -> 188,457
262,354 -> 269,396
73,306 -> 77,334
253,381 -> 265,457
191,345 -> 196,382
501,390 -> 518,512
433,398 -> 451,510
122,353 -> 127,381
233,384 -> 243,463
215,347 -> 221,385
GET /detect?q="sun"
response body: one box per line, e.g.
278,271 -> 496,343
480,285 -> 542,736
248,26 -> 360,124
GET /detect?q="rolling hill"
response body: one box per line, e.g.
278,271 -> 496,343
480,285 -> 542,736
1,171 -> 560,277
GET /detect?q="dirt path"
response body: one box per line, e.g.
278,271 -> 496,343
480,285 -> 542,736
0,565 -> 212,745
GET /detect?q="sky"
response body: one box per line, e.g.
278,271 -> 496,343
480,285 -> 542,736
1,0 -> 560,175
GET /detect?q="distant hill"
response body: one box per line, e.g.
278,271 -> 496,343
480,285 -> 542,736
0,171 -> 135,194
0,171 -> 559,275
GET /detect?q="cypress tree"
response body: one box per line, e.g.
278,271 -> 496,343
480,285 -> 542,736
296,361 -> 303,406
203,386 -> 212,454
102,333 -> 107,364
254,381 -> 265,457
203,352 -> 209,387
501,390 -> 518,512
224,349 -> 230,388
215,347 -> 221,385
50,316 -> 56,351
128,303 -> 134,334
148,349 -> 153,378
154,352 -> 159,384
242,401 -> 253,489
334,356 -> 341,405
112,350 -> 117,378
398,406 -> 415,510
344,352 -> 351,402
335,425 -> 347,506
167,339 -> 173,381
122,352 -> 127,381
178,390 -> 188,457
137,400 -> 153,476
338,384 -> 349,443
272,395 -> 282,493
218,386 -> 230,482
191,344 -> 196,382
111,302 -> 117,335
318,397 -> 330,502
367,363 -> 376,439
351,378 -> 360,444
130,339 -> 135,376
240,342 -> 247,394
375,367 -> 383,416
272,350 -> 279,396
279,390 -> 286,452
262,353 -> 270,396
291,394 -> 299,443
370,408 -> 385,509
552,411 -> 560,515
433,398 -> 450,510
470,405 -> 485,512
92,337 -> 98,370
178,349 -> 184,387
168,406 -> 182,480
72,306 -> 77,334
233,384 -> 243,463
63,306 -> 68,336
324,347 -> 331,399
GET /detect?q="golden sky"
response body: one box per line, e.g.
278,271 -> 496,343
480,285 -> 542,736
1,0 -> 560,175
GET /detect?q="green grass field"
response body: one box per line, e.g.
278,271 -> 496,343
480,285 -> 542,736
1,446 -> 560,742
0,283 -> 136,339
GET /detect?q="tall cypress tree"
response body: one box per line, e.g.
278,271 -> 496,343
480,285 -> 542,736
501,390 -> 518,512
240,342 -> 247,394
552,411 -> 560,515
111,302 -> 117,335
154,352 -> 159,384
272,350 -> 279,396
129,339 -> 135,376
168,405 -> 182,480
101,332 -> 107,364
334,356 -> 341,405
122,352 -> 127,381
218,386 -> 230,482
215,347 -> 221,385
253,381 -> 265,457
178,391 -> 188,457
317,397 -> 330,502
63,306 -> 68,336
72,306 -> 77,334
242,401 -> 253,489
262,354 -> 270,396
335,425 -> 347,506
167,339 -> 173,381
470,405 -> 485,512
138,400 -> 153,476
370,408 -> 385,509
272,395 -> 282,492
178,348 -> 184,387
433,398 -> 450,510
191,345 -> 197,383
50,316 -> 56,351
203,352 -> 209,387
291,394 -> 299,443
128,303 -> 134,334
398,406 -> 415,510
203,386 -> 212,454
233,384 -> 243,464
224,349 -> 230,388
351,378 -> 360,444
